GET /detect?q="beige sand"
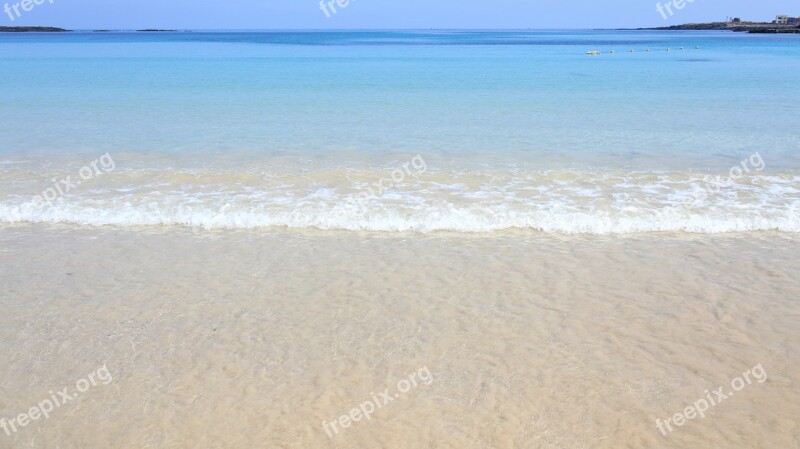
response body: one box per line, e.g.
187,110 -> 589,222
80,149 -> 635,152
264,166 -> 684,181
0,225 -> 798,448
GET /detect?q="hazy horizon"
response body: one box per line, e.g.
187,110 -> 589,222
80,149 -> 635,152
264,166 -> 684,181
2,0 -> 798,30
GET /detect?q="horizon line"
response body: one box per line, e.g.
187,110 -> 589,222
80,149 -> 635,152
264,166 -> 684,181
1,26 -> 724,31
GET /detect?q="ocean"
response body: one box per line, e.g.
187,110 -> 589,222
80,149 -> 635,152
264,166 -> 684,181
1,30 -> 798,233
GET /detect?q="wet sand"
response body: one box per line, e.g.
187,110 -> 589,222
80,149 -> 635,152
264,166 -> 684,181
1,225 -> 799,448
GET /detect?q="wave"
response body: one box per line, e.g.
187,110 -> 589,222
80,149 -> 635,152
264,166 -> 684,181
2,202 -> 799,234
1,168 -> 799,234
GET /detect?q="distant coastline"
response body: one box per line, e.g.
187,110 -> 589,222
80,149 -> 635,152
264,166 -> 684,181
638,22 -> 800,34
2,25 -> 799,34
0,26 -> 68,32
0,27 -> 186,33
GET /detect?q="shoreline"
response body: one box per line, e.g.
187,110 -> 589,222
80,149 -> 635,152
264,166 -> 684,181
2,222 -> 800,239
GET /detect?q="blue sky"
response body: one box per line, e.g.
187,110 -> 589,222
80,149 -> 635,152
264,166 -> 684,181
2,0 -> 798,29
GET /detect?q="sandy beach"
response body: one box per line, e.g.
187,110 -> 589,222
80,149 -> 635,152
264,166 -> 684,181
1,225 -> 798,448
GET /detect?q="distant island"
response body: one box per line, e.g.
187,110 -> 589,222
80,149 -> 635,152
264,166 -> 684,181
0,26 -> 69,32
0,27 -> 186,33
641,16 -> 800,34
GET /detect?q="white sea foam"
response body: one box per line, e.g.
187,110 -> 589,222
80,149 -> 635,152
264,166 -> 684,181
2,166 -> 799,234
2,203 -> 799,233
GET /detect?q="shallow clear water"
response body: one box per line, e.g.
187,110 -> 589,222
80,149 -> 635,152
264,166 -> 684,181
1,30 -> 798,232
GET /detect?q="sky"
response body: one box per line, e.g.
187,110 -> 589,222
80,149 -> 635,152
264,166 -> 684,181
2,0 -> 798,30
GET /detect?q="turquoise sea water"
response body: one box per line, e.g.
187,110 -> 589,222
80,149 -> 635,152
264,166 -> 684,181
0,30 -> 799,233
